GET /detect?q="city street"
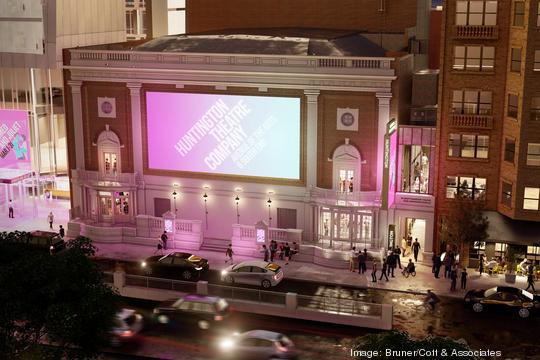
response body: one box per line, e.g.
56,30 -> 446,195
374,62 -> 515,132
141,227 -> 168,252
105,295 -> 540,360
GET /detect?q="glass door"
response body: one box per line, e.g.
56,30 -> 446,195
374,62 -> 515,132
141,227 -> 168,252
338,169 -> 355,192
99,192 -> 113,223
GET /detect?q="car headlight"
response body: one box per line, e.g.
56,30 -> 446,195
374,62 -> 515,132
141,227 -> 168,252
141,261 -> 146,268
195,266 -> 203,271
221,270 -> 228,276
219,338 -> 235,350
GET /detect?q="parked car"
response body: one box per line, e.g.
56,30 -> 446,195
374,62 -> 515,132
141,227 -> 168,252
140,252 -> 209,280
219,330 -> 298,359
109,308 -> 144,347
221,260 -> 284,288
153,294 -> 230,330
28,230 -> 65,254
464,286 -> 540,318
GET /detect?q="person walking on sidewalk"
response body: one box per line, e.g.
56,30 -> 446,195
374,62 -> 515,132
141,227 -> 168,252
371,261 -> 378,282
8,199 -> 14,218
379,259 -> 389,281
479,254 -> 485,276
291,242 -> 299,261
450,266 -> 458,292
412,238 -> 421,262
526,271 -> 536,293
433,253 -> 442,278
284,243 -> 291,265
261,245 -> 270,262
387,252 -> 397,277
225,244 -> 234,264
47,212 -> 54,229
460,267 -> 468,290
270,240 -> 277,262
160,231 -> 168,250
59,225 -> 65,238
443,253 -> 452,279
349,246 -> 357,272
358,250 -> 366,274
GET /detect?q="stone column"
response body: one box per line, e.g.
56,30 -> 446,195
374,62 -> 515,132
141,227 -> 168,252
127,83 -> 146,215
304,90 -> 320,188
68,81 -> 85,217
376,93 -> 392,193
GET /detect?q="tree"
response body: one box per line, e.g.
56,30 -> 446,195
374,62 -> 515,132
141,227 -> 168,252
0,234 -> 119,359
439,193 -> 489,266
349,331 -> 480,360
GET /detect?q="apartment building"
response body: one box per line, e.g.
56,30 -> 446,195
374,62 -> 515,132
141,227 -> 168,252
436,0 -> 540,264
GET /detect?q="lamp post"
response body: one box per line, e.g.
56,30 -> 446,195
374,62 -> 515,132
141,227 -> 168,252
235,195 -> 240,224
267,197 -> 272,227
203,192 -> 208,229
172,187 -> 178,217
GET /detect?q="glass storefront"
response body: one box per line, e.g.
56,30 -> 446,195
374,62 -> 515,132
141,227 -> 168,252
398,126 -> 436,195
319,206 -> 375,250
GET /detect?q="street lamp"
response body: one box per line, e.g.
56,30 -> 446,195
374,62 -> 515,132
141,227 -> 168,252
172,185 -> 179,217
203,191 -> 209,229
267,197 -> 272,227
235,195 -> 240,224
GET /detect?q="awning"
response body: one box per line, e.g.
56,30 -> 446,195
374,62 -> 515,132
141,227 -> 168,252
484,211 -> 540,245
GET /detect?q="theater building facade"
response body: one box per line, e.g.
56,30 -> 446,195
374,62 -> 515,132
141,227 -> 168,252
64,33 -> 434,264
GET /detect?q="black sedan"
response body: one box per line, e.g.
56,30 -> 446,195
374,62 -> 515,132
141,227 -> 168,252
464,286 -> 540,318
140,252 -> 209,280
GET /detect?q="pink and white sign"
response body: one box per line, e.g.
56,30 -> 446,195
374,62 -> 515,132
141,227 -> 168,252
146,92 -> 301,180
0,109 -> 30,170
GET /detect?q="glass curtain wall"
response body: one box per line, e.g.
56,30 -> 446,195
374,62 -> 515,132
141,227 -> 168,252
0,67 -> 67,175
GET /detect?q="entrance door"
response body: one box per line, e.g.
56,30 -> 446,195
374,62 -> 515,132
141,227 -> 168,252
99,194 -> 113,223
405,218 -> 426,261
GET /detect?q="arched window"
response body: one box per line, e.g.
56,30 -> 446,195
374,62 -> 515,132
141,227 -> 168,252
331,139 -> 362,193
95,125 -> 122,178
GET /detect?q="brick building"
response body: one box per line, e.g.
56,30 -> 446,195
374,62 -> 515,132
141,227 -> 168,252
436,0 -> 540,265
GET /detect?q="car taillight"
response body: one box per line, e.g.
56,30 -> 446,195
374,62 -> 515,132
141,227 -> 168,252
120,330 -> 133,337
214,315 -> 224,321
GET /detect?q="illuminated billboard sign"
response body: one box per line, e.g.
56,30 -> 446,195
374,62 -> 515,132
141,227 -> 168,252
382,119 -> 397,209
146,92 -> 301,180
0,109 -> 30,170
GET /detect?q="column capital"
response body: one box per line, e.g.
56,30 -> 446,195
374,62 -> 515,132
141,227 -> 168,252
304,89 -> 320,103
127,82 -> 142,95
68,80 -> 82,94
376,92 -> 392,105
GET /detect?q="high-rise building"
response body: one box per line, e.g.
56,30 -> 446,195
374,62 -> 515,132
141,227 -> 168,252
436,0 -> 540,264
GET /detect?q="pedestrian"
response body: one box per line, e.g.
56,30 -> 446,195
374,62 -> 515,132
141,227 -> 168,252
8,199 -> 14,218
371,261 -> 378,282
278,243 -> 284,260
59,225 -> 65,238
362,249 -> 368,273
425,290 -> 439,310
160,231 -> 168,250
47,211 -> 54,229
349,246 -> 357,272
401,237 -> 407,256
379,259 -> 389,281
433,253 -> 441,278
225,244 -> 234,264
412,238 -> 421,262
450,267 -> 457,292
479,254 -> 484,276
261,244 -> 269,262
358,250 -> 366,274
284,243 -> 291,265
291,242 -> 299,261
460,267 -> 467,290
387,252 -> 397,277
394,247 -> 402,269
443,253 -> 452,279
526,272 -> 536,293
270,240 -> 277,262
432,253 -> 437,273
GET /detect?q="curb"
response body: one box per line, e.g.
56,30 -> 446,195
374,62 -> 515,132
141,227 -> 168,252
102,351 -> 171,360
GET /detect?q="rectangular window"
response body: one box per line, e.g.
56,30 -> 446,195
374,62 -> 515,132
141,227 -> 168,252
534,50 -> 540,71
524,187 -> 540,210
451,90 -> 492,115
511,48 -> 521,72
456,1 -> 498,25
504,138 -> 515,163
448,134 -> 489,159
526,143 -> 540,166
514,1 -> 525,26
446,176 -> 487,200
531,97 -> 540,121
507,94 -> 518,118
453,46 -> 495,71
495,242 -> 507,254
501,181 -> 512,207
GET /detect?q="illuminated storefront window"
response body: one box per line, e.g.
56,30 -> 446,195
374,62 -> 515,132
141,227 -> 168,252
398,126 -> 435,195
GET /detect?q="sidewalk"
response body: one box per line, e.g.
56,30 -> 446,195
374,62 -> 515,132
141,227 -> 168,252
92,242 -> 532,299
